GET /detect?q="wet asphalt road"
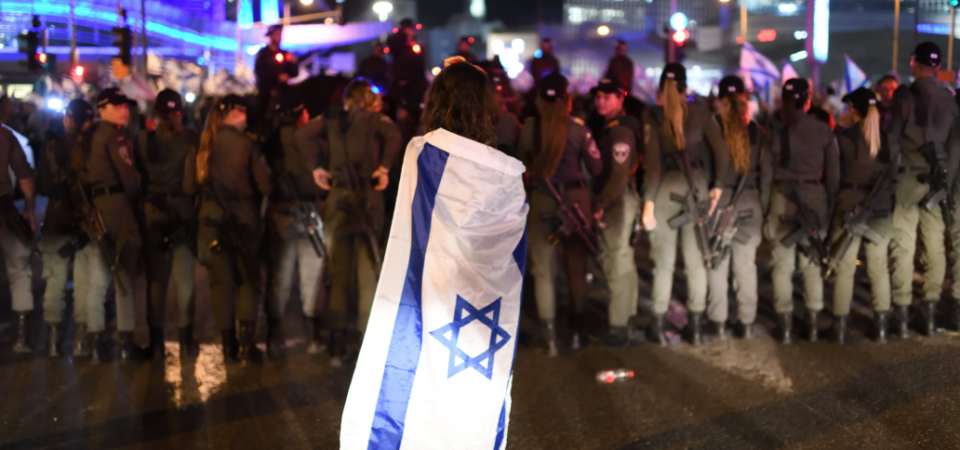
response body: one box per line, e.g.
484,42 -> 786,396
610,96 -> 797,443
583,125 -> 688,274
1,231 -> 960,449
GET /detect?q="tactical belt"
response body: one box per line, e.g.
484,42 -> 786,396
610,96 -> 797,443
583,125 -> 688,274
91,185 -> 124,198
898,165 -> 929,174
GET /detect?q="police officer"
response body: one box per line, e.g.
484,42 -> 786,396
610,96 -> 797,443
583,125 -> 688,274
452,36 -> 478,64
765,78 -> 840,343
890,42 -> 960,337
78,87 -> 143,361
518,73 -> 603,356
529,38 -> 561,87
255,24 -> 299,136
706,76 -> 771,340
39,99 -> 93,357
263,95 -> 327,359
0,93 -> 37,353
312,80 -> 400,366
357,41 -> 389,91
591,79 -> 641,347
488,70 -> 522,158
196,95 -> 271,362
604,40 -> 634,95
136,89 -> 199,359
831,88 -> 898,344
642,64 -> 728,346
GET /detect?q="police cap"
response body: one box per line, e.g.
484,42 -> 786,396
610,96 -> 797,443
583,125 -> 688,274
155,89 -> 183,114
66,99 -> 94,124
718,75 -> 746,99
96,87 -> 128,108
539,73 -> 569,103
659,63 -> 687,92
597,78 -> 624,96
842,87 -> 879,118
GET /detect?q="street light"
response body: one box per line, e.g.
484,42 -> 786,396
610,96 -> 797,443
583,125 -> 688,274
597,25 -> 610,36
373,2 -> 393,22
301,0 -> 314,5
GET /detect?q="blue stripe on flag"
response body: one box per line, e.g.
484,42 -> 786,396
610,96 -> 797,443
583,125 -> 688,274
494,226 -> 528,450
368,143 -> 450,450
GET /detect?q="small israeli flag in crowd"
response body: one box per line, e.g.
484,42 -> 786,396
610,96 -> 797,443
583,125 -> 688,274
340,128 -> 529,450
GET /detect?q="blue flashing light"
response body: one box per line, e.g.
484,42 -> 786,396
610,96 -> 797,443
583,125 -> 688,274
197,56 -> 206,65
670,12 -> 688,31
534,49 -> 542,59
371,85 -> 381,95
2,1 -> 237,51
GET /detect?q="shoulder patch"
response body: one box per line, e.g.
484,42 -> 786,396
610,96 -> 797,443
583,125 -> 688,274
118,145 -> 134,166
613,143 -> 630,164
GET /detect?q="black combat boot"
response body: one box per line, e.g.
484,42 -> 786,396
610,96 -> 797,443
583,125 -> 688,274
266,318 -> 286,360
221,329 -> 239,363
688,312 -> 703,346
601,326 -> 629,348
91,332 -> 110,363
569,313 -> 584,351
922,301 -> 938,337
541,320 -> 559,357
950,300 -> 960,332
895,305 -> 910,339
303,316 -> 326,354
806,310 -> 819,342
874,310 -> 889,344
118,331 -> 144,362
73,324 -> 91,357
179,326 -> 199,358
47,323 -> 62,357
237,321 -> 260,362
13,312 -> 31,353
648,314 -> 668,346
833,315 -> 848,345
738,322 -> 755,339
148,327 -> 165,359
329,330 -> 346,367
706,320 -> 728,342
778,313 -> 793,344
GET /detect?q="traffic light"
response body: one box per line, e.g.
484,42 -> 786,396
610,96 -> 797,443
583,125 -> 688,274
951,0 -> 959,7
112,26 -> 132,66
672,29 -> 689,63
19,15 -> 41,73
41,53 -> 57,74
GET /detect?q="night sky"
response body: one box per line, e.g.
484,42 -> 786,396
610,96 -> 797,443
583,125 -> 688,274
346,0 -> 564,28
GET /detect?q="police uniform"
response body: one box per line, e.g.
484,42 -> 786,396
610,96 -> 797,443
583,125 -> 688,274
264,99 -> 327,359
765,79 -> 840,343
254,25 -> 299,136
830,88 -> 899,344
322,101 -> 400,362
604,42 -> 634,94
706,76 -> 772,339
82,88 -> 143,361
39,100 -> 93,357
197,95 -> 271,362
0,95 -> 38,353
644,65 -> 730,345
136,90 -> 198,358
890,44 -> 960,337
518,74 -> 603,355
592,80 -> 641,346
496,110 -> 522,158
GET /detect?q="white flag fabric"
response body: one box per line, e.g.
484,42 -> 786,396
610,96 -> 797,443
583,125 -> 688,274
781,61 -> 800,86
843,54 -> 869,95
340,128 -> 529,450
740,42 -> 780,92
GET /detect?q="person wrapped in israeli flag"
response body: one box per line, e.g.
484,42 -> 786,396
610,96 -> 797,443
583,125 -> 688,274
340,58 -> 529,450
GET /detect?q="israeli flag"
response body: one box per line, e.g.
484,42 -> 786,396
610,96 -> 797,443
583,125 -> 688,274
843,54 -> 869,95
340,128 -> 529,450
739,42 -> 780,92
781,61 -> 800,86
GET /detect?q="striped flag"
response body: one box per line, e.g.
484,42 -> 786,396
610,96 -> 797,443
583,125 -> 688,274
740,43 -> 780,104
843,54 -> 869,95
782,61 -> 800,86
340,128 -> 529,450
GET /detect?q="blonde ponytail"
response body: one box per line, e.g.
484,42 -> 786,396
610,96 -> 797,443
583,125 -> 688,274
862,105 -> 881,159
720,95 -> 751,174
662,79 -> 687,150
196,104 -> 224,184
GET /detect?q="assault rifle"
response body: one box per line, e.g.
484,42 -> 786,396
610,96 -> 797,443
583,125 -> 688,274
74,180 -> 125,296
277,170 -> 327,259
780,182 -> 829,267
335,163 -> 382,276
824,175 -> 889,278
919,143 -> 955,227
207,182 -> 256,285
667,150 -> 719,270
707,172 -> 754,268
539,179 -> 600,256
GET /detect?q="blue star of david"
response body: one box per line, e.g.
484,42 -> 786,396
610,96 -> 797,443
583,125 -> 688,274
429,295 -> 511,380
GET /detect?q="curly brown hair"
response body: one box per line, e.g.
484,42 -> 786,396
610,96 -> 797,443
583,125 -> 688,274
422,62 -> 499,147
